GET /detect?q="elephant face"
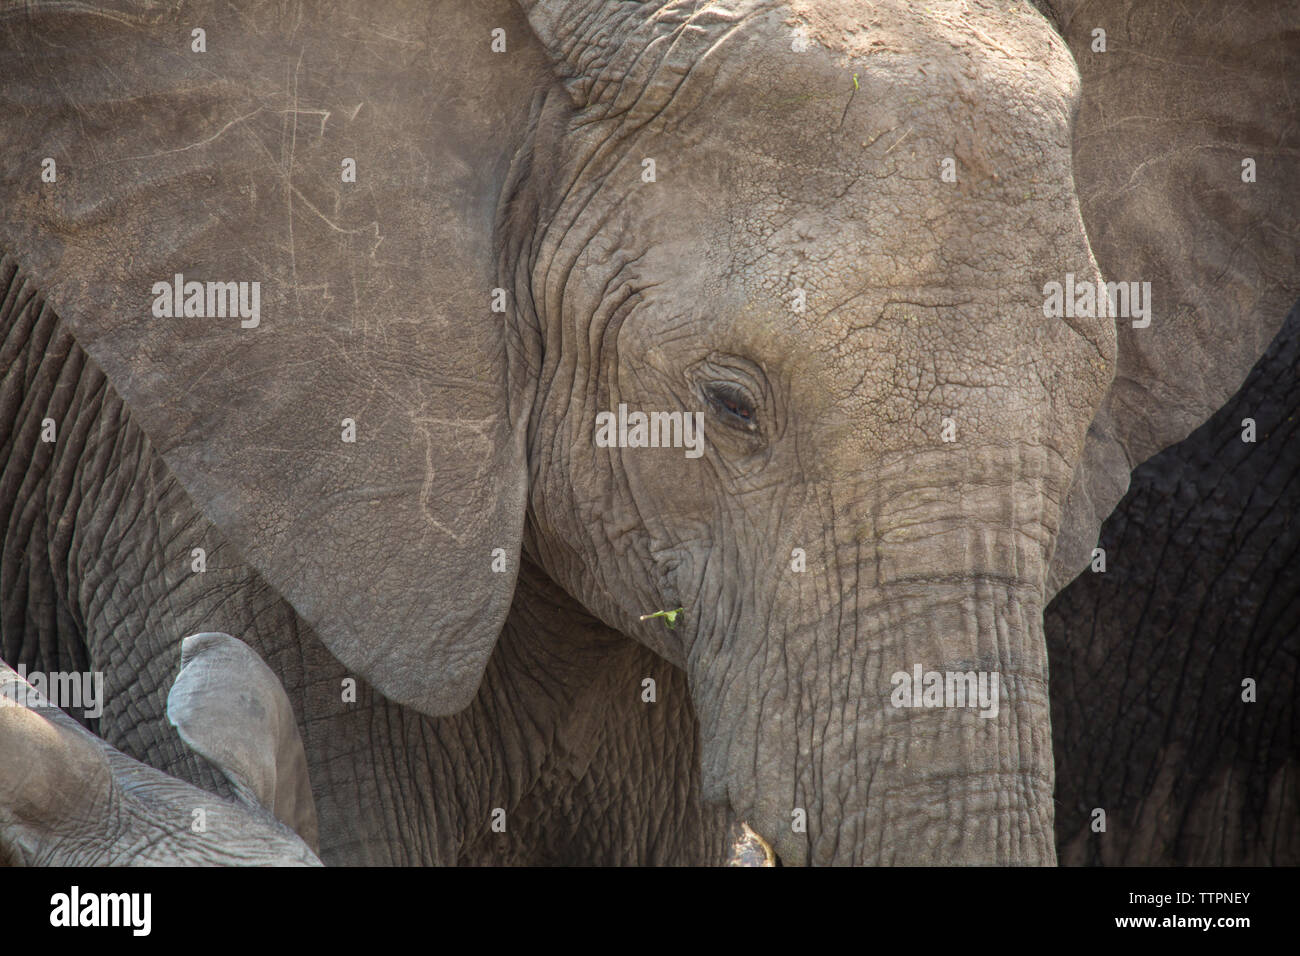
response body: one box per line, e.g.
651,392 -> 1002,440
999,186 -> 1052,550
0,0 -> 1294,865
517,1 -> 1112,863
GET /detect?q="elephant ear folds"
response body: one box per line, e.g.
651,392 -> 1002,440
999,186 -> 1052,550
1046,0 -> 1300,594
0,2 -> 549,714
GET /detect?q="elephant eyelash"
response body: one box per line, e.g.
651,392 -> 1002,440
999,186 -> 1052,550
702,382 -> 759,432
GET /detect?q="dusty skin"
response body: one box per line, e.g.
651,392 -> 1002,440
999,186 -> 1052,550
0,0 -> 1296,864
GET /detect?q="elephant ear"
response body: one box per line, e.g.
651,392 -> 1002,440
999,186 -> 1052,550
0,1 -> 548,714
167,633 -> 319,852
1046,0 -> 1300,594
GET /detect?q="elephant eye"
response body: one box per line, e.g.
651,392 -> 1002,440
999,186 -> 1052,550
703,382 -> 759,431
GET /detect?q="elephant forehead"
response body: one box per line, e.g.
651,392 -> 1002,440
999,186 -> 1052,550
638,5 -> 1087,288
567,1 -> 1110,445
785,0 -> 1079,81
551,1 -> 1085,302
703,0 -> 1081,158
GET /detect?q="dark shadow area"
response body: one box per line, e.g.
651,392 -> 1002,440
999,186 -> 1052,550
1048,300 -> 1299,864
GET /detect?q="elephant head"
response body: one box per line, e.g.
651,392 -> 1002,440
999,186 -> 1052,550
0,0 -> 1294,864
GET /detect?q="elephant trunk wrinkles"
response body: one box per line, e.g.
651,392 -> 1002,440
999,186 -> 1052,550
696,568 -> 1055,866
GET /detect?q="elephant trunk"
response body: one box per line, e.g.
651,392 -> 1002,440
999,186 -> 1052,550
693,466 -> 1059,865
700,577 -> 1055,865
845,579 -> 1052,865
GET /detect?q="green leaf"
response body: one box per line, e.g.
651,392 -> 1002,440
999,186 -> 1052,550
639,606 -> 685,629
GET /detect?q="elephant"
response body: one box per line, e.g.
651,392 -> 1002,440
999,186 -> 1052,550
0,0 -> 1296,865
1047,300 -> 1300,866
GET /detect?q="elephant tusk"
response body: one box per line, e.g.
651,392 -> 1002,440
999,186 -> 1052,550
726,822 -> 776,867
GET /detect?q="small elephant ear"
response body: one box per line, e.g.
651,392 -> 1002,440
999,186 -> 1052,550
0,2 -> 547,713
1046,0 -> 1300,594
167,633 -> 319,852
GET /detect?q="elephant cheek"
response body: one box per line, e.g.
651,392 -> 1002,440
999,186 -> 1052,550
691,578 -> 1055,866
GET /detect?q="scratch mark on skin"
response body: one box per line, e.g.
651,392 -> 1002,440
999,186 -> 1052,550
409,415 -> 501,546
120,107 -> 266,161
860,123 -> 902,152
882,127 -> 913,155
0,2 -> 158,28
964,24 -> 1021,62
338,16 -> 424,48
1106,142 -> 1235,200
271,107 -> 331,137
288,185 -> 382,243
286,48 -> 303,322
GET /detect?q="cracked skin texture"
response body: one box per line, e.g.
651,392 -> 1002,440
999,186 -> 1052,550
3,273 -> 1295,863
0,278 -> 729,864
0,0 -> 1296,863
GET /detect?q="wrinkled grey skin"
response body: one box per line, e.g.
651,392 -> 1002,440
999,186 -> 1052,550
0,657 -> 319,866
167,632 -> 320,853
0,0 -> 1296,864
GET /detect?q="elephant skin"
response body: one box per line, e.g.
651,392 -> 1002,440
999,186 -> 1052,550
0,0 -> 1296,864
